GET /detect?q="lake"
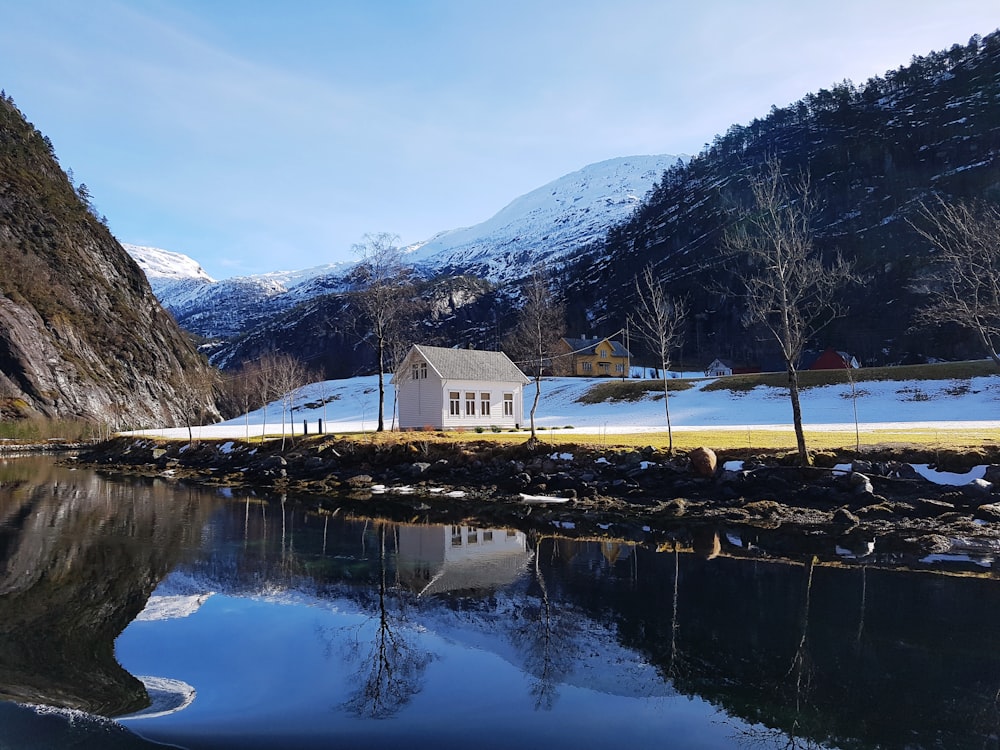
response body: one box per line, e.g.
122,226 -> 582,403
2,455 -> 1000,749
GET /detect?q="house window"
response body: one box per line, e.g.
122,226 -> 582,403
600,362 -> 610,374
419,362 -> 427,378
481,392 -> 491,416
582,361 -> 593,372
465,392 -> 476,415
616,363 -> 625,373
503,393 -> 514,416
451,526 -> 463,546
483,530 -> 493,542
449,391 -> 461,416
411,362 -> 426,380
600,348 -> 608,358
467,527 -> 479,544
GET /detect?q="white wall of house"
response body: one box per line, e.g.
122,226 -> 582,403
438,379 -> 522,430
396,371 -> 445,430
397,375 -> 524,430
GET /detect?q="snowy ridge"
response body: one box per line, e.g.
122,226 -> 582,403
124,244 -> 215,283
405,155 -> 683,283
125,244 -> 356,339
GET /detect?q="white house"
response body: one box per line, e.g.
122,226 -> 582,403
392,345 -> 530,430
705,358 -> 735,377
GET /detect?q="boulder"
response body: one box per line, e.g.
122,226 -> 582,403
689,447 -> 717,478
975,503 -> 1000,522
962,478 -> 993,500
832,507 -> 860,526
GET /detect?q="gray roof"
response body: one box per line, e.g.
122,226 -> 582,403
404,345 -> 529,384
562,337 -> 631,358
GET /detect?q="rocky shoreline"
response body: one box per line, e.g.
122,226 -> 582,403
0,440 -> 86,454
75,435 -> 1000,569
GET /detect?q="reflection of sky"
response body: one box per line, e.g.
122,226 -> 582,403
115,593 -> 741,749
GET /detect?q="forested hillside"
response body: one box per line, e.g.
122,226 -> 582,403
566,30 -> 1000,367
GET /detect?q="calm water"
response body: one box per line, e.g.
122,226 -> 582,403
2,456 -> 1000,749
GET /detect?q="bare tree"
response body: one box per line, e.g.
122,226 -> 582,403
352,232 -> 415,432
631,265 -> 687,454
177,364 -> 219,443
723,158 -> 853,466
270,354 -> 310,450
503,265 -> 566,444
910,197 -> 1000,365
219,361 -> 266,441
253,354 -> 281,439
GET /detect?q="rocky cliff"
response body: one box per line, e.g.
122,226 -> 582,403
0,94 -> 216,425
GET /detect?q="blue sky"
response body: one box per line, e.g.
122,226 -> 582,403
2,1 -> 997,279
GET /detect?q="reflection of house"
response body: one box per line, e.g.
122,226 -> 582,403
396,525 -> 530,595
805,347 -> 860,370
392,344 -> 530,430
557,336 -> 630,377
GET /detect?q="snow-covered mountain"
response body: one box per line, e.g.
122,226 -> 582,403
126,244 -> 215,285
126,155 -> 681,341
125,244 -> 355,339
406,155 -> 683,282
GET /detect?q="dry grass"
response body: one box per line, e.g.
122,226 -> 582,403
306,424 -> 1000,455
701,360 -> 999,393
575,378 -> 696,404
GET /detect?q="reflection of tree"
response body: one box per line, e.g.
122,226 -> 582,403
663,542 -> 686,681
784,557 -> 816,715
511,535 -> 577,711
342,523 -> 430,718
733,557 -> 821,750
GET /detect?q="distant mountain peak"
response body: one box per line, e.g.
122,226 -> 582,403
124,244 -> 215,283
405,154 -> 684,282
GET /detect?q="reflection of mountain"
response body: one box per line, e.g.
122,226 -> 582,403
142,499 -> 1000,746
396,524 -> 529,595
0,460 -> 216,716
134,593 -> 213,622
11,459 -> 1000,748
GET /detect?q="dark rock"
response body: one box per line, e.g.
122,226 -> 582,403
832,507 -> 860,526
345,474 -> 373,489
975,503 -> 1000,522
962,478 -> 993,499
846,472 -> 874,495
887,462 -> 921,480
914,498 -> 957,517
856,503 -> 896,520
410,462 -> 432,477
660,498 -> 686,516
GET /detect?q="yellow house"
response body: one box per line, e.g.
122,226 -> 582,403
557,336 -> 631,377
